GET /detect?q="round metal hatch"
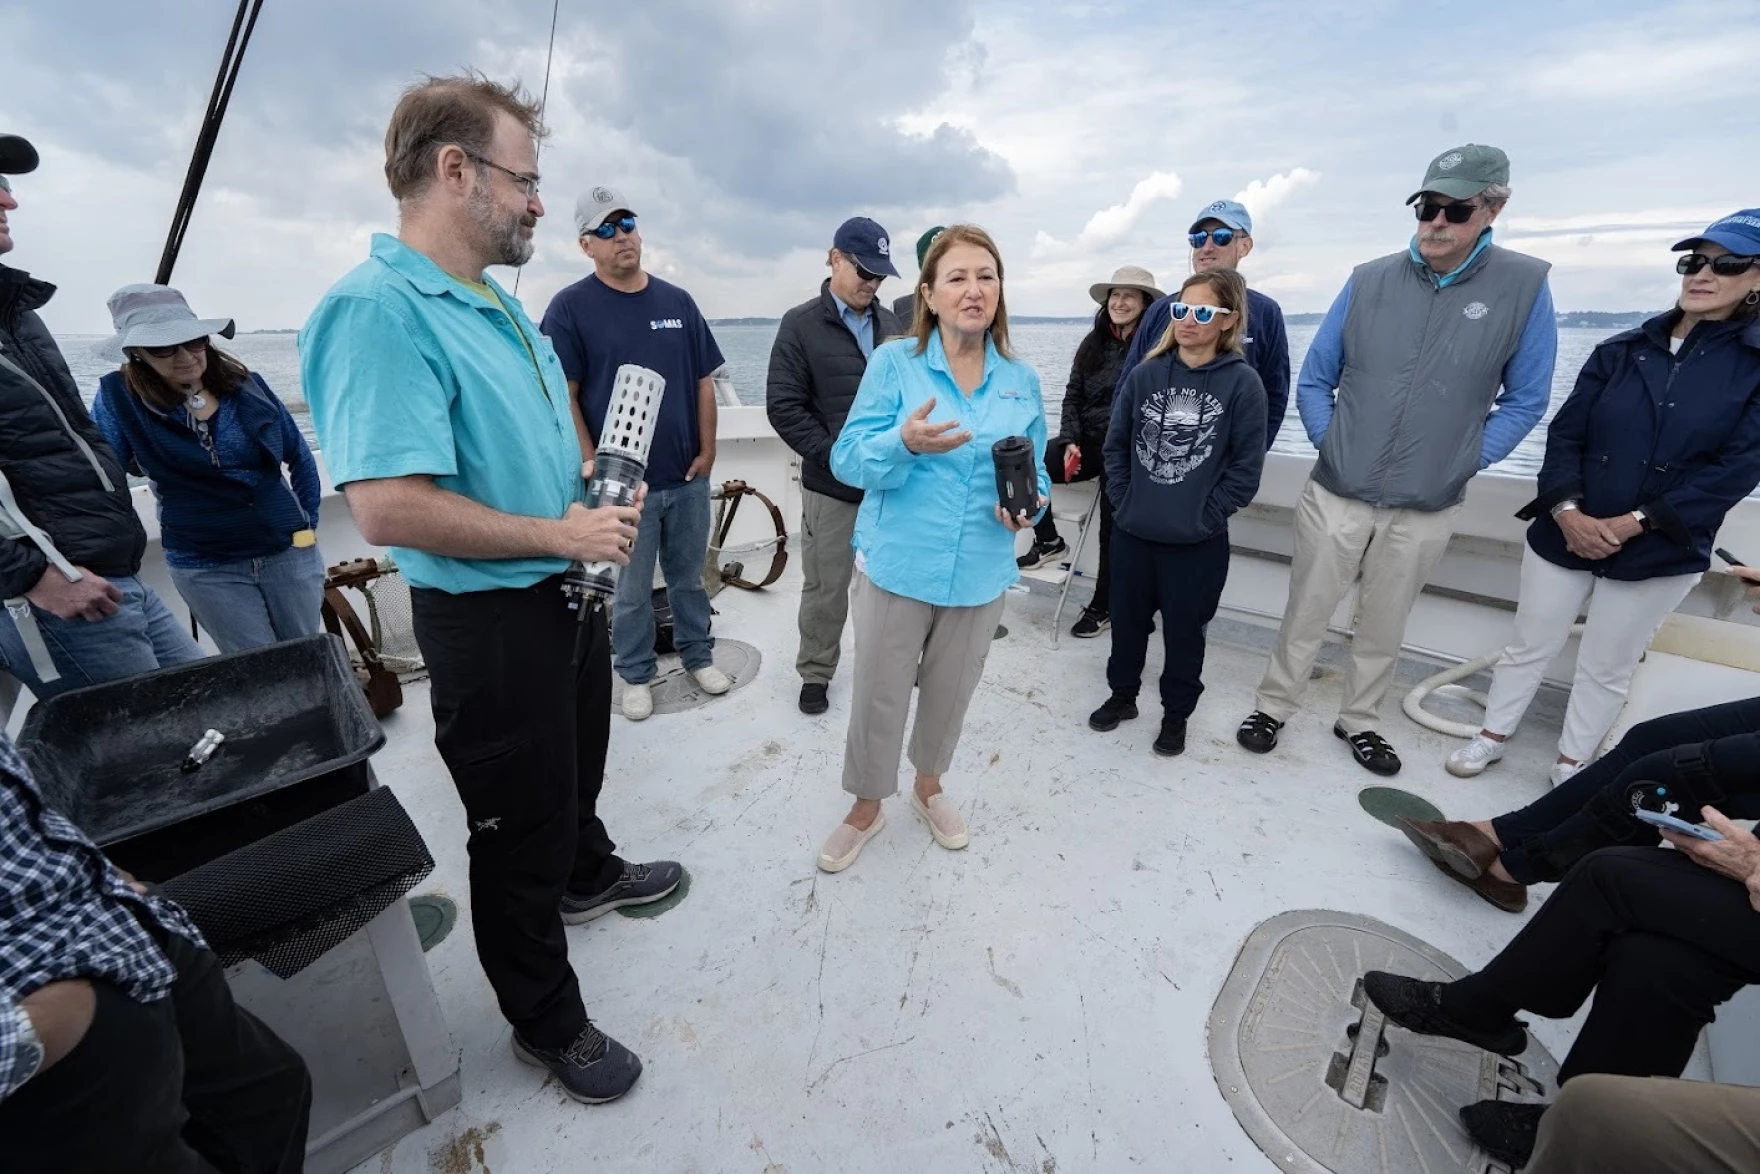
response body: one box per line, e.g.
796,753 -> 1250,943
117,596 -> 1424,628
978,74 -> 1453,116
1209,910 -> 1558,1174
611,638 -> 761,715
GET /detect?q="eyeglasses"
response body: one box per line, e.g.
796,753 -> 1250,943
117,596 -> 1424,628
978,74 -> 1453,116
840,252 -> 884,284
139,338 -> 209,359
1414,200 -> 1481,224
0,175 -> 11,195
464,151 -> 540,199
1169,302 -> 1233,325
1676,252 -> 1760,277
591,215 -> 638,240
1189,228 -> 1237,248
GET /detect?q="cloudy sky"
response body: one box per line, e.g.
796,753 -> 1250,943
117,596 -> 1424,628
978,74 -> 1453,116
6,0 -> 1758,333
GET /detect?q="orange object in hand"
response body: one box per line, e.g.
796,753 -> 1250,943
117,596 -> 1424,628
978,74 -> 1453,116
1063,444 -> 1082,481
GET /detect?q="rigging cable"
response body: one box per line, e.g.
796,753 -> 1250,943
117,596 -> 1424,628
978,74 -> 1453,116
155,0 -> 267,285
513,0 -> 564,297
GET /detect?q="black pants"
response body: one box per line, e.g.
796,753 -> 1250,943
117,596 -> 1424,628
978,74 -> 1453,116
1492,696 -> 1760,884
1033,440 -> 1113,609
1105,527 -> 1230,718
1447,847 -> 1760,1084
411,575 -> 622,1051
0,929 -> 311,1174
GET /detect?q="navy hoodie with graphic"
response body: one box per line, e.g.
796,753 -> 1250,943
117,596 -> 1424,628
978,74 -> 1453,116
1103,348 -> 1267,545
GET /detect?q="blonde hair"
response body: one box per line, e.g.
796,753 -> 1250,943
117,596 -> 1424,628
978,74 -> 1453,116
911,224 -> 1013,359
1146,268 -> 1248,360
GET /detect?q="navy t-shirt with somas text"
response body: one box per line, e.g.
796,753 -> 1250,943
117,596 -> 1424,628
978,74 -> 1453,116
540,273 -> 725,491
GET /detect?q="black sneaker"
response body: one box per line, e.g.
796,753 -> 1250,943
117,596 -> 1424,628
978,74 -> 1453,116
1361,972 -> 1528,1056
512,1022 -> 642,1103
1459,1101 -> 1546,1168
1016,536 -> 1068,570
1236,711 -> 1283,754
1070,608 -> 1110,639
799,682 -> 829,715
1153,717 -> 1186,757
1335,724 -> 1402,776
561,860 -> 683,924
1088,694 -> 1139,732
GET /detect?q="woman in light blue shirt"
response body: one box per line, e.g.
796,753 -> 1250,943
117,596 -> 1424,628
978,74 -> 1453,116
818,225 -> 1049,873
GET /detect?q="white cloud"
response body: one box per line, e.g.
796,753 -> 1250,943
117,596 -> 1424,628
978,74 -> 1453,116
1032,171 -> 1183,257
1233,168 -> 1323,230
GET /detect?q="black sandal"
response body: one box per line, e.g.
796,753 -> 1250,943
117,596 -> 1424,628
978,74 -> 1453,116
1236,711 -> 1284,754
1335,725 -> 1401,776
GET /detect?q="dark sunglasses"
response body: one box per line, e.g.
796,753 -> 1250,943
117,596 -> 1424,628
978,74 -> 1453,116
1189,228 -> 1237,248
841,252 -> 884,283
1414,200 -> 1481,224
139,337 -> 209,359
1676,252 -> 1760,277
591,215 -> 638,240
1169,302 -> 1233,325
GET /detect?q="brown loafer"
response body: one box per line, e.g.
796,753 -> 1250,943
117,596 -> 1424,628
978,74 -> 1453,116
1397,816 -> 1500,879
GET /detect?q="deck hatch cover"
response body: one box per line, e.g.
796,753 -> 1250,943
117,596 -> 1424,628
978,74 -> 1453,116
1208,910 -> 1557,1174
611,638 -> 761,715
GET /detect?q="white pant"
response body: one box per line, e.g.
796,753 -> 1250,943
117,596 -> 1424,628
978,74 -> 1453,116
1481,545 -> 1700,761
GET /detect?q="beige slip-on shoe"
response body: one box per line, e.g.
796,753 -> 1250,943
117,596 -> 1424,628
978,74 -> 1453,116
817,811 -> 885,873
911,791 -> 969,850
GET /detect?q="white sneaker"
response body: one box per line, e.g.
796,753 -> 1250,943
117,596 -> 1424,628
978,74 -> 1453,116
1550,760 -> 1587,787
1446,734 -> 1506,778
622,682 -> 653,721
692,665 -> 731,695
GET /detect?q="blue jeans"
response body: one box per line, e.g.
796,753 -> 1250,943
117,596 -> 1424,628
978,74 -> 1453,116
0,574 -> 205,699
612,477 -> 714,684
170,545 -> 327,655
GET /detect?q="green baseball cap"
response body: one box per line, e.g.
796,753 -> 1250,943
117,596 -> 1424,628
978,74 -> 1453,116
915,226 -> 946,268
1405,144 -> 1510,204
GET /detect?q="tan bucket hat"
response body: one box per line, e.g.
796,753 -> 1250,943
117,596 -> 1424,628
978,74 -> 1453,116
1089,264 -> 1163,305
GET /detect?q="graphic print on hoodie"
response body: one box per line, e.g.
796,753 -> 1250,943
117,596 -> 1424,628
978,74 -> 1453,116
1136,387 -> 1224,485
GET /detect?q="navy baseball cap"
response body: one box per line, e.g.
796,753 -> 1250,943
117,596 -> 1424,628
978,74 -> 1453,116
1188,199 -> 1252,236
0,135 -> 39,175
1672,209 -> 1760,256
832,217 -> 899,278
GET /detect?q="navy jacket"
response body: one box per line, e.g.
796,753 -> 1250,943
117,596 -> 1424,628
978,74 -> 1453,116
94,371 -> 319,565
1118,286 -> 1289,451
1519,312 -> 1760,580
1104,348 -> 1266,545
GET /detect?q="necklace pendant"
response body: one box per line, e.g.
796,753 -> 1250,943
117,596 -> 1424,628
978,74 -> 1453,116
188,392 -> 209,411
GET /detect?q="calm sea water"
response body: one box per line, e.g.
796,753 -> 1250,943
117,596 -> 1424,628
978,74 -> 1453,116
56,322 -> 1614,480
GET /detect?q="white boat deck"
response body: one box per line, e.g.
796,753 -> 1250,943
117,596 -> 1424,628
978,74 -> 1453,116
353,563 -> 1588,1174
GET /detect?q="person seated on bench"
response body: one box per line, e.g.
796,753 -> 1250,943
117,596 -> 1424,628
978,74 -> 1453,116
1398,566 -> 1760,913
1363,825 -> 1760,1169
0,735 -> 311,1172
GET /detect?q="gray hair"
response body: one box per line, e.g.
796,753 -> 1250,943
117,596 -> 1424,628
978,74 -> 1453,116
1479,182 -> 1512,209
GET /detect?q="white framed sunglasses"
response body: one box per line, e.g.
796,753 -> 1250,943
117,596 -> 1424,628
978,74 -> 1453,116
1169,302 -> 1234,325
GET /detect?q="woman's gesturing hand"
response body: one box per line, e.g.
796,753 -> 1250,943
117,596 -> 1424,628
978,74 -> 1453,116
901,397 -> 973,455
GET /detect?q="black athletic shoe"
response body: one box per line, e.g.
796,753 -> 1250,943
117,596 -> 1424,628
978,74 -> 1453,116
512,1023 -> 642,1103
1460,1101 -> 1547,1168
1361,971 -> 1528,1056
561,860 -> 683,924
1236,710 -> 1284,754
1070,607 -> 1111,639
1017,536 -> 1068,570
1335,725 -> 1402,775
1088,694 -> 1139,732
1152,717 -> 1186,757
799,682 -> 829,715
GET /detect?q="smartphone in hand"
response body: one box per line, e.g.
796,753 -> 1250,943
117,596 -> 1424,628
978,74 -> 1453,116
1635,808 -> 1725,841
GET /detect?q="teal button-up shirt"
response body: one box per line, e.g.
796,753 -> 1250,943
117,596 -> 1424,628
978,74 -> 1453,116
299,234 -> 582,593
832,331 -> 1049,607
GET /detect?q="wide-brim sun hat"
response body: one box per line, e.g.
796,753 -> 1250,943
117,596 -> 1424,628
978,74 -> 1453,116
1089,265 -> 1163,306
97,283 -> 235,363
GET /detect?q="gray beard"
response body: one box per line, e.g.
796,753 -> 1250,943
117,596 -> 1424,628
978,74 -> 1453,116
469,184 -> 533,268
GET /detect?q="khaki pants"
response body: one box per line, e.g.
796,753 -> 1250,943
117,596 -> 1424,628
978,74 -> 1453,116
1255,479 -> 1461,733
841,571 -> 1006,800
1527,1074 -> 1760,1174
796,488 -> 861,685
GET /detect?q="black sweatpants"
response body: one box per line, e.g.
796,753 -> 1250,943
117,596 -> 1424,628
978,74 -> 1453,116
0,929 -> 311,1174
411,574 -> 622,1051
1492,695 -> 1760,884
1105,527 -> 1230,718
1447,846 -> 1760,1084
1033,440 -> 1114,609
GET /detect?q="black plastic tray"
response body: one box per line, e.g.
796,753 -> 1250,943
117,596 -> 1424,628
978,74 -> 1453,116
20,634 -> 384,879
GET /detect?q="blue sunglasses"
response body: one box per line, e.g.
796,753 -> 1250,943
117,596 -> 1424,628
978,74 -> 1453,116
591,214 -> 638,240
1189,227 -> 1237,248
1169,302 -> 1233,325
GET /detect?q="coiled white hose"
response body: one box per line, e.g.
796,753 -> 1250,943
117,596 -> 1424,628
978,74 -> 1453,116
1402,623 -> 1586,738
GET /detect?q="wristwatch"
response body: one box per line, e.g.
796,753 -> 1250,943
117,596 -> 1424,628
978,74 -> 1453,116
1550,499 -> 1581,518
4,1004 -> 44,1092
1630,508 -> 1650,532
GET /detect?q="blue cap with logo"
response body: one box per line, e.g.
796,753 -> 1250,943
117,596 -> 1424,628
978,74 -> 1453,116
832,217 -> 900,278
1188,199 -> 1252,236
1672,209 -> 1760,256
